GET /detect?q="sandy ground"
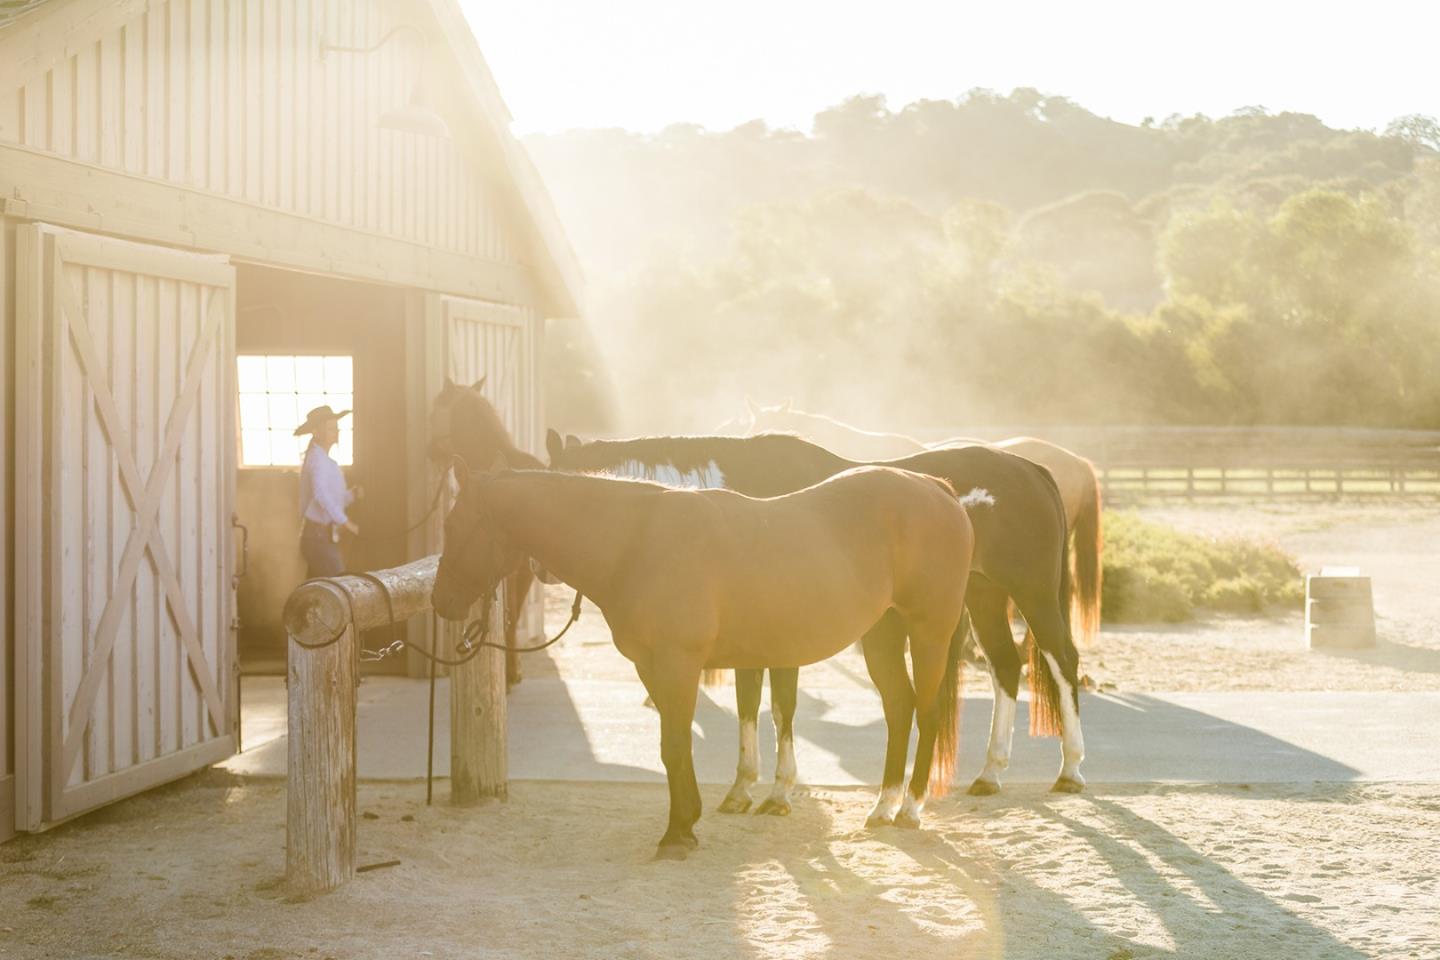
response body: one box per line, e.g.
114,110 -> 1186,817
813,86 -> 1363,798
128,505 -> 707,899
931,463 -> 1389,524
4,502 -> 1438,959
3,774 -> 1437,960
1082,502 -> 1440,694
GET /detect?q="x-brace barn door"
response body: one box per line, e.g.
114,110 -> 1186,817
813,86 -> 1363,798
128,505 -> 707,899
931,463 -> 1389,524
15,224 -> 237,830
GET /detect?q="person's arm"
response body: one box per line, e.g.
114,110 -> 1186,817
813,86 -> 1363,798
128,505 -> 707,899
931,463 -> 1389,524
311,458 -> 351,527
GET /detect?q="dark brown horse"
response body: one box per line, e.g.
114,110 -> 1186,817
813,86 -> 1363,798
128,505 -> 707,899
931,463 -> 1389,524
547,432 -> 1084,809
428,377 -> 544,686
431,464 -> 975,859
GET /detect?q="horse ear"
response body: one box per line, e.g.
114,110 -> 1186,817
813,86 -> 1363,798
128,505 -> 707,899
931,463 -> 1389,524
443,376 -> 457,393
565,433 -> 581,450
471,376 -> 486,392
545,428 -> 565,464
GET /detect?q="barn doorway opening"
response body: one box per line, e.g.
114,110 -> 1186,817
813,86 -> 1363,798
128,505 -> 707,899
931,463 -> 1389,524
234,264 -> 418,675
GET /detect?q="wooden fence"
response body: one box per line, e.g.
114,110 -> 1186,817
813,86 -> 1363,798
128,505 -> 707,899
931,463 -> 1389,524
925,427 -> 1440,502
281,556 -> 506,895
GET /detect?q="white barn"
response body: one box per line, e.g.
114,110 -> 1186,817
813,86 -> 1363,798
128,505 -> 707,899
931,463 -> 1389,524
0,0 -> 581,840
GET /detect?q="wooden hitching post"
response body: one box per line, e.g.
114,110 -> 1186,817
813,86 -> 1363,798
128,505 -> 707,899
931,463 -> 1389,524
283,582 -> 359,894
449,590 -> 507,804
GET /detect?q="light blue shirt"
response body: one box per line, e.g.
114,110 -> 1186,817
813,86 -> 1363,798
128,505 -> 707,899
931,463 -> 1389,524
300,443 -> 353,525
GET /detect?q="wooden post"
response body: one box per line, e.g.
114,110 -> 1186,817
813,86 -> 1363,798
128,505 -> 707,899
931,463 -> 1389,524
284,584 -> 358,895
282,557 -> 487,892
449,590 -> 507,804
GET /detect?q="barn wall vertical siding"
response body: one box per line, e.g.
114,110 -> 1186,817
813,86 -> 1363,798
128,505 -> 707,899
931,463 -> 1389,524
2,0 -> 523,270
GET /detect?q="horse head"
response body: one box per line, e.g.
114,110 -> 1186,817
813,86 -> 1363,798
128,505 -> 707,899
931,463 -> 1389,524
431,453 -> 526,620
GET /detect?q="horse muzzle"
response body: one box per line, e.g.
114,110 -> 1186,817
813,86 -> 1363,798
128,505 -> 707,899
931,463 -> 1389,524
430,583 -> 476,622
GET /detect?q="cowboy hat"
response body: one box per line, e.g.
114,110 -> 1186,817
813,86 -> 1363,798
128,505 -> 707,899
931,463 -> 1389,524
293,404 -> 352,436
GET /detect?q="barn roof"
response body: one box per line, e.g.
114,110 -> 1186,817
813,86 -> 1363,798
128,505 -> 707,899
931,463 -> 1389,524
0,0 -> 584,318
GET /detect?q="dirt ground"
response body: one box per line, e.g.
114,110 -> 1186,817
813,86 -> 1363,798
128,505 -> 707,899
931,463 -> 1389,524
2,776 -> 1435,960
3,501 -> 1438,959
1088,502 -> 1440,694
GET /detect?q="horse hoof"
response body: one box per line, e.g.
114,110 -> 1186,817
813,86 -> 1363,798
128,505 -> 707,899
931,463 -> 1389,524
654,844 -> 689,862
755,797 -> 791,817
865,813 -> 894,829
894,810 -> 922,830
718,796 -> 752,815
967,778 -> 1001,797
1051,776 -> 1085,794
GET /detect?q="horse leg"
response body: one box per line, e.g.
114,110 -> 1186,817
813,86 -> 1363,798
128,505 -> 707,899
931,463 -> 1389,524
966,582 -> 1022,796
755,667 -> 799,816
1016,595 -> 1086,793
894,622 -> 954,829
636,655 -> 704,859
503,567 -> 535,687
861,611 -> 913,827
719,668 -> 763,814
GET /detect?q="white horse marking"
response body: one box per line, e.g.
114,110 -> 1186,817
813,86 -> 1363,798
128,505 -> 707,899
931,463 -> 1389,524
898,791 -> 926,825
1040,649 -> 1086,785
867,784 -> 905,825
958,487 -> 996,508
976,665 -> 1018,787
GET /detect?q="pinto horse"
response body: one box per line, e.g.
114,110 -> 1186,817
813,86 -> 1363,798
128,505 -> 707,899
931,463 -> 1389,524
739,399 -> 1103,647
548,431 -> 1083,811
431,463 -> 974,859
428,377 -> 546,686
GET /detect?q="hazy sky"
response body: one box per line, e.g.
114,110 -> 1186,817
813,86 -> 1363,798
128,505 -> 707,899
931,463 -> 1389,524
458,0 -> 1435,135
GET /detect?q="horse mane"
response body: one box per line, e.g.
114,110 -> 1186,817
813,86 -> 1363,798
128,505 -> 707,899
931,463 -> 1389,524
557,433 -> 829,473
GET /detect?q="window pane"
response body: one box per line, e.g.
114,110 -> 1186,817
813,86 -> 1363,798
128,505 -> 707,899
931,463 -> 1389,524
239,394 -> 270,429
265,355 -> 296,393
268,394 -> 299,429
274,430 -> 305,467
324,355 -> 353,393
334,430 -> 353,466
295,394 -> 328,420
294,355 -> 326,393
241,430 -> 273,467
237,355 -> 268,393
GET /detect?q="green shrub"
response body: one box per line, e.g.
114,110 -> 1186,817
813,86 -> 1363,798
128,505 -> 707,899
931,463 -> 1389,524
1101,512 -> 1305,623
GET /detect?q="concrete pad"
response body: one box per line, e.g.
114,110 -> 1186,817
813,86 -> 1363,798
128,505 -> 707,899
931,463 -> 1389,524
222,675 -> 1440,785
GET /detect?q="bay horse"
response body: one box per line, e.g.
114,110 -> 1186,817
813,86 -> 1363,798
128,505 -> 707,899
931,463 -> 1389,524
739,399 -> 1103,647
428,377 -> 545,687
431,463 -> 975,859
548,431 -> 1084,811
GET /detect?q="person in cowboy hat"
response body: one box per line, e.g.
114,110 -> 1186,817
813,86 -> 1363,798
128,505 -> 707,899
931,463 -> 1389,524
296,404 -> 363,577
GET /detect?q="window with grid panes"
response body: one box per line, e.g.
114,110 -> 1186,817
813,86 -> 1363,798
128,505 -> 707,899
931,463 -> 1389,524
237,355 -> 354,466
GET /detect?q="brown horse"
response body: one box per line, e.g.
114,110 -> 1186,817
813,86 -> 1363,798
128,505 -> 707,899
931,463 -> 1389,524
431,464 -> 974,859
429,377 -> 544,686
741,400 -> 1103,646
549,431 -> 1083,807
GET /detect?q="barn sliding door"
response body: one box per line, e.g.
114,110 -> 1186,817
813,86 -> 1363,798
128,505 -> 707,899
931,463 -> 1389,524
14,224 -> 237,830
436,294 -> 542,641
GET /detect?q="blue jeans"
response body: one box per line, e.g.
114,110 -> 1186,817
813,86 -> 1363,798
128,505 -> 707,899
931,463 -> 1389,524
301,532 -> 344,578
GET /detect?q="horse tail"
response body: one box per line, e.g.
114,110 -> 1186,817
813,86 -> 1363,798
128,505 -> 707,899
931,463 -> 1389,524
1029,487 -> 1073,737
1071,463 -> 1104,649
928,616 -> 966,798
